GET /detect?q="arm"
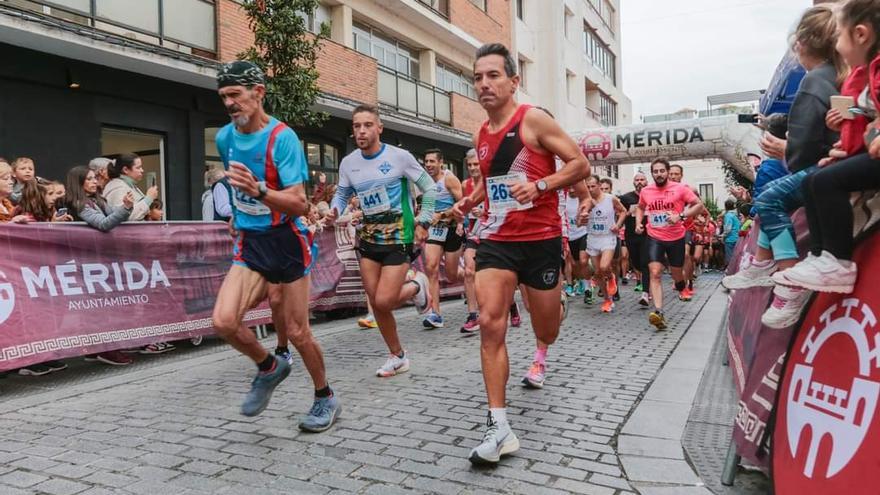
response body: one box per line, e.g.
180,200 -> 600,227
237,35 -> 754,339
128,192 -> 150,221
612,197 -> 627,232
80,203 -> 132,232
635,192 -> 646,234
440,173 -> 464,221
213,183 -> 233,218
786,93 -> 836,170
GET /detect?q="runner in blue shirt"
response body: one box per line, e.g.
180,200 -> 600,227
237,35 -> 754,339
212,61 -> 339,433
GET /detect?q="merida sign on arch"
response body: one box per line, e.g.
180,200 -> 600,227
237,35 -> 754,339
615,127 -> 705,149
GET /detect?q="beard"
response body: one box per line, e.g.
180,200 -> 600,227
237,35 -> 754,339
654,177 -> 667,186
231,113 -> 250,128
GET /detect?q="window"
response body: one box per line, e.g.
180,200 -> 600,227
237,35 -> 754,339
437,62 -> 477,99
416,0 -> 448,15
353,23 -> 420,78
516,0 -> 524,20
468,0 -> 487,11
699,183 -> 715,204
303,141 -> 340,186
599,92 -> 617,126
566,71 -> 575,103
518,57 -> 528,92
564,9 -> 573,39
583,24 -> 616,84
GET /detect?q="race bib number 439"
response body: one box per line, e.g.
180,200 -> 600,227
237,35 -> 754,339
487,173 -> 532,214
358,185 -> 391,216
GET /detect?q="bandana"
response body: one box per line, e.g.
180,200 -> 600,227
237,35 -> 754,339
217,61 -> 265,89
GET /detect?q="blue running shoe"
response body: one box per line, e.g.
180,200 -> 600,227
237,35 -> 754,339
241,356 -> 290,417
564,284 -> 575,297
298,394 -> 341,433
423,312 -> 444,329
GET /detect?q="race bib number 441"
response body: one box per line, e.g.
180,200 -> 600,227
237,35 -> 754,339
487,173 -> 532,214
358,185 -> 391,216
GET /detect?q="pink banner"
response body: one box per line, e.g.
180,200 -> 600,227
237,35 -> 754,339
0,222 -> 464,371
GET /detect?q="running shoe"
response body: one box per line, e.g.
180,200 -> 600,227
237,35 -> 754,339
612,290 -> 620,302
18,364 -> 52,376
409,271 -> 432,314
275,348 -> 294,366
43,360 -> 67,372
469,413 -> 520,465
564,284 -> 575,298
298,394 -> 341,433
634,283 -> 643,292
241,355 -> 291,417
601,299 -> 615,313
376,352 -> 410,377
621,276 -> 629,285
761,285 -> 813,329
423,312 -> 444,329
461,313 -> 480,334
521,361 -> 546,388
140,342 -> 175,354
510,303 -> 522,328
576,279 -> 587,296
584,287 -> 594,305
358,314 -> 378,329
722,258 -> 777,289
678,288 -> 692,301
85,351 -> 132,366
607,275 -> 618,299
772,251 -> 856,293
639,292 -> 650,307
648,311 -> 667,331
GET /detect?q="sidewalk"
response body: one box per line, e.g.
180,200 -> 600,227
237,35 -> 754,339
0,274 -> 739,495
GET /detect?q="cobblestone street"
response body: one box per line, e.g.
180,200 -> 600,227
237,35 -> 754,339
0,275 -> 725,495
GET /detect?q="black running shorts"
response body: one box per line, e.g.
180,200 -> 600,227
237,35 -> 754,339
567,235 -> 587,256
233,223 -> 308,284
425,223 -> 464,252
358,241 -> 417,266
475,238 -> 562,290
646,236 -> 686,268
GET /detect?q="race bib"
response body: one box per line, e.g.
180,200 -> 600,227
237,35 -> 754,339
358,185 -> 391,216
486,173 -> 532,214
233,189 -> 271,216
428,225 -> 449,242
649,212 -> 670,227
591,222 -> 608,234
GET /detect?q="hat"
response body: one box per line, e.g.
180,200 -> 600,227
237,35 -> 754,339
217,60 -> 265,89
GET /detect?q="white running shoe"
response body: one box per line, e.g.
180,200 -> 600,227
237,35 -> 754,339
772,251 -> 857,293
722,258 -> 777,289
761,285 -> 814,329
409,271 -> 431,314
376,352 -> 410,377
468,414 -> 520,465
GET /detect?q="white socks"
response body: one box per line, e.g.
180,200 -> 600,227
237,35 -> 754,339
489,408 -> 507,424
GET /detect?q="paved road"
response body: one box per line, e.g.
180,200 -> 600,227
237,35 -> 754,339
0,274 -> 721,495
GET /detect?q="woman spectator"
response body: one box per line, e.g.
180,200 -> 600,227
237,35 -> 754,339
721,4 -> 845,328
102,153 -> 157,221
781,1 -> 880,299
0,162 -> 29,223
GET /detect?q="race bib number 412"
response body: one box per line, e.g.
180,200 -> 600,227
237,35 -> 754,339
487,173 -> 532,214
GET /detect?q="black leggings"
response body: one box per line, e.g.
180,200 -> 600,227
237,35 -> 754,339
625,236 -> 650,287
802,152 -> 880,260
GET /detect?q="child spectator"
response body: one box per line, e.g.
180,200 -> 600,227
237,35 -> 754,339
103,153 -> 157,221
147,199 -> 164,221
15,180 -> 53,222
10,157 -> 36,205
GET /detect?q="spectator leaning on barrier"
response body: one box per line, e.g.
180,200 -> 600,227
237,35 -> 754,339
15,179 -> 53,222
10,156 -> 36,205
88,157 -> 112,193
0,161 -> 30,223
210,167 -> 233,222
201,167 -> 225,221
147,199 -> 164,221
103,152 -> 157,221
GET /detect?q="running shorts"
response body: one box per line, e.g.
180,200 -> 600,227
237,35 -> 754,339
465,238 -> 480,251
358,241 -> 417,266
646,236 -> 686,268
567,235 -> 587,256
233,223 -> 309,284
425,223 -> 464,252
685,230 -> 694,246
476,238 -> 562,290
586,234 -> 617,257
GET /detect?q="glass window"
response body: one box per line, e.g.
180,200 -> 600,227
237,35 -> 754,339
353,22 -> 419,78
164,0 -> 216,50
468,0 -> 487,11
47,0 -> 90,12
518,58 -> 527,91
96,0 -> 159,34
700,184 -> 715,203
516,0 -> 524,20
599,92 -> 617,126
436,62 -> 476,99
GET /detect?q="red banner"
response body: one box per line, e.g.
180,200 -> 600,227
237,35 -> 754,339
773,229 -> 880,494
0,222 -> 463,371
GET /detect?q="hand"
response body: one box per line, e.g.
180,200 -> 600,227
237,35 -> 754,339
227,162 -> 260,198
635,224 -> 645,235
868,124 -> 880,159
11,214 -> 31,224
759,133 -> 786,160
54,214 -> 73,222
610,224 -> 620,234
227,218 -> 238,238
324,207 -> 339,225
826,109 -> 845,132
122,191 -> 135,209
668,213 -> 682,225
146,185 -> 159,200
414,224 -> 428,244
451,198 -> 471,221
455,223 -> 464,236
562,239 -> 571,259
432,212 -> 442,224
509,181 -> 539,205
577,198 -> 592,226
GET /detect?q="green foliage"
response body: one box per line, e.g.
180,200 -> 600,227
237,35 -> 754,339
702,195 -> 721,220
721,161 -> 752,191
238,0 -> 329,127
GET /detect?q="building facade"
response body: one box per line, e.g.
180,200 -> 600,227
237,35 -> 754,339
0,0 -> 508,219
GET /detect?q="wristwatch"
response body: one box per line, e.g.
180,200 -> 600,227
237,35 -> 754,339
255,181 -> 268,200
536,179 -> 549,194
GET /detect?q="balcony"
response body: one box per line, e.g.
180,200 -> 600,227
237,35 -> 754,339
415,0 -> 448,18
3,0 -> 217,57
378,65 -> 451,125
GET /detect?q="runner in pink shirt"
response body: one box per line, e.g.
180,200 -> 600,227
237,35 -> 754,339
635,158 -> 703,330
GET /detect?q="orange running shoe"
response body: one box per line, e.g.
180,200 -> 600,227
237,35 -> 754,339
601,299 -> 614,313
607,275 -> 618,299
679,288 -> 692,301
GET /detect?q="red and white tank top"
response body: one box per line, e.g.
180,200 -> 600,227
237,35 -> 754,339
476,104 -> 560,242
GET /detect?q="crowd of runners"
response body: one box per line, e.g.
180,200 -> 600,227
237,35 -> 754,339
211,42 -> 714,466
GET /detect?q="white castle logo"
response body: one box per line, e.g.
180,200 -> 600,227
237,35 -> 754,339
786,298 -> 880,479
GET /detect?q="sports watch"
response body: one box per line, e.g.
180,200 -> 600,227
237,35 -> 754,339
255,181 -> 268,200
536,179 -> 549,194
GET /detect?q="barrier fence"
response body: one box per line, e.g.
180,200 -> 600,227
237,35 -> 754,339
0,222 -> 463,371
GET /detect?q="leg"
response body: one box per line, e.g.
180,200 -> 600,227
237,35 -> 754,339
268,284 -> 289,353
444,248 -> 463,285
212,265 -> 270,363
423,243 -> 443,314
649,262 -> 665,310
463,247 -> 479,314
281,275 -> 327,390
476,269 -> 518,408
360,258 -> 409,355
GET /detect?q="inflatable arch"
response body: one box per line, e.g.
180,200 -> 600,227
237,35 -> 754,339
569,114 -> 762,182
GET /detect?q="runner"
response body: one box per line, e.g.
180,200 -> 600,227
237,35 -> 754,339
421,149 -> 464,329
452,43 -> 590,465
635,158 -> 704,330
461,148 -> 483,334
328,104 -> 436,378
562,186 -> 589,298
211,61 -> 339,432
586,176 -> 626,313
619,172 -> 651,306
668,163 -> 704,300
599,178 -> 624,302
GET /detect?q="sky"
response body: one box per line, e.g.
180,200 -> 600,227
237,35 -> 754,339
620,0 -> 811,120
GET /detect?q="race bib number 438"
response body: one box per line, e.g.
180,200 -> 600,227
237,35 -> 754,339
487,173 -> 532,214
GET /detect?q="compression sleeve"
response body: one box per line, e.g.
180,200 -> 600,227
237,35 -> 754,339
413,172 -> 436,224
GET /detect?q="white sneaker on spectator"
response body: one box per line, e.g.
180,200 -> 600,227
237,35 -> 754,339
772,251 -> 857,293
761,285 -> 813,329
722,257 -> 777,289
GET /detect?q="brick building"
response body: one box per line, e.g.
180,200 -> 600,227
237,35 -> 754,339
0,0 -> 510,219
